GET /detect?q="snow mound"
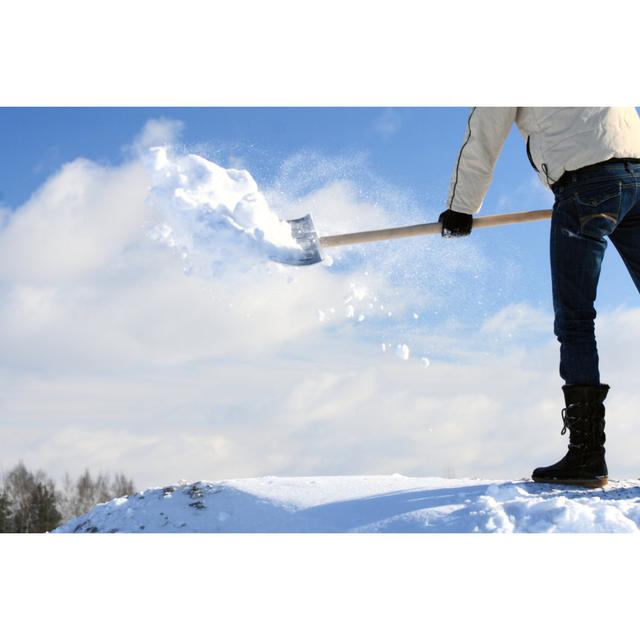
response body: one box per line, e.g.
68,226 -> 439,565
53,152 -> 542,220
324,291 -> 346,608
53,476 -> 640,533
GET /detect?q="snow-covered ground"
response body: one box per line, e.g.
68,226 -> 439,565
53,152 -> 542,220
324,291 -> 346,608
53,475 -> 640,533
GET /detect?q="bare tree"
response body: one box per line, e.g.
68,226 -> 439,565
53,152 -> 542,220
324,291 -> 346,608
28,482 -> 61,533
2,463 -> 61,533
0,489 -> 12,533
59,468 -> 136,521
1,463 -> 135,532
58,473 -> 77,524
111,473 -> 135,498
3,462 -> 37,532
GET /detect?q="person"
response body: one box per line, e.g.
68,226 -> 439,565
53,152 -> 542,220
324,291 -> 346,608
439,107 -> 640,488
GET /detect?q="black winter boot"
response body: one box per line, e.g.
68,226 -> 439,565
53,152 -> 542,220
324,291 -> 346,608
532,384 -> 609,488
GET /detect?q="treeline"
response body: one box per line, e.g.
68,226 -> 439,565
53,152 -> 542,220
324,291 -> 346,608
0,462 -> 135,533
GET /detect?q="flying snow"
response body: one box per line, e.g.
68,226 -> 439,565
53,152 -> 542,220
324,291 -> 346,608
396,344 -> 410,360
143,146 -> 436,365
145,146 -> 307,267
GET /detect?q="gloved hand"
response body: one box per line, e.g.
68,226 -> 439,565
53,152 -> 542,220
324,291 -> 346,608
438,209 -> 473,238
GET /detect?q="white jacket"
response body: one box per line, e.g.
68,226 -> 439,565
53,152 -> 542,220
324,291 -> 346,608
447,107 -> 640,214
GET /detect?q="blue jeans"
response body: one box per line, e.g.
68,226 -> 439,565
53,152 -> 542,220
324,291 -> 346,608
551,160 -> 640,385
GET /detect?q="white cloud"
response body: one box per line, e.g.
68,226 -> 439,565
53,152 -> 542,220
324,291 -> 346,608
271,149 -> 371,200
0,205 -> 11,226
372,108 -> 402,139
271,179 -> 390,236
2,304 -> 639,488
129,118 -> 184,154
0,158 -> 150,283
482,302 -> 552,336
3,315 -> 639,489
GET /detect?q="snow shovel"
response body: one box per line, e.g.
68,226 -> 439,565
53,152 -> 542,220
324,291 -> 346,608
282,209 -> 552,266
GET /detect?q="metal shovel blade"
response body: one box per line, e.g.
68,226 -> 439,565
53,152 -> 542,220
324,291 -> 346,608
273,214 -> 323,266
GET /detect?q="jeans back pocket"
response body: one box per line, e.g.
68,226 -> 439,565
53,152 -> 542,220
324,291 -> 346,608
574,181 -> 621,239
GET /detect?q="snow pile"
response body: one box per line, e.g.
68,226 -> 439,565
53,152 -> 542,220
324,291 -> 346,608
53,476 -> 640,533
145,147 -> 306,268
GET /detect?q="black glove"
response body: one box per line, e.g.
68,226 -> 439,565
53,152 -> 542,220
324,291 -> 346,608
438,209 -> 473,238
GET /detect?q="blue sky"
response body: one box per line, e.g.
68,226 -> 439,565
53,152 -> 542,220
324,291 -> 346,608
2,107 -> 470,205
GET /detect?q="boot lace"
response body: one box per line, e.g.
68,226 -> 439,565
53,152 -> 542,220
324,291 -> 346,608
560,402 -> 603,448
560,403 -> 580,436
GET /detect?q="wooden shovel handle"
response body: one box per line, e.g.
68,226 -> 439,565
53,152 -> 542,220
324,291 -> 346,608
319,209 -> 552,249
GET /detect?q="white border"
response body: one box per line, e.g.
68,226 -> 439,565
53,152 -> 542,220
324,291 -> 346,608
2,533 -> 638,638
2,1 -> 640,105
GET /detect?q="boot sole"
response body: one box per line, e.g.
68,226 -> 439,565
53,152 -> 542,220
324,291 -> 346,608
532,476 -> 608,489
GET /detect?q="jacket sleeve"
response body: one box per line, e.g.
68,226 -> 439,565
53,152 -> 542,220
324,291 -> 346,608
447,107 -> 517,214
